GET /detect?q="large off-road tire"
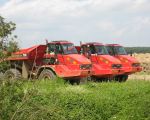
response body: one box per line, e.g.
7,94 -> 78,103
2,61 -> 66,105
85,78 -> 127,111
76,79 -> 81,85
115,75 -> 128,82
4,69 -> 22,80
38,69 -> 56,80
91,76 -> 105,82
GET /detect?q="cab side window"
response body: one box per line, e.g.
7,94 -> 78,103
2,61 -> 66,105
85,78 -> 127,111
47,44 -> 55,54
81,45 -> 86,54
89,45 -> 95,54
55,44 -> 63,54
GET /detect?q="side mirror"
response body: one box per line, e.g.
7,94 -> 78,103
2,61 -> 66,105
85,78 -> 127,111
129,50 -> 133,56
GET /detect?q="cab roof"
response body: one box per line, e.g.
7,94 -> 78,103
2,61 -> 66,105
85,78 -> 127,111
82,42 -> 104,46
49,40 -> 73,44
105,44 -> 122,47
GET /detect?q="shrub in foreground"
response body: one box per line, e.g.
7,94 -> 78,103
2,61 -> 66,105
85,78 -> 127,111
0,79 -> 150,120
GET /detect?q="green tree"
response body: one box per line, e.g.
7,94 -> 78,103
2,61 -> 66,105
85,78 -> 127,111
0,16 -> 19,54
0,16 -> 19,72
0,16 -> 16,49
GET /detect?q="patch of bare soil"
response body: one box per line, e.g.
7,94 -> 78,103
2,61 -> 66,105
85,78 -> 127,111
127,53 -> 150,81
133,53 -> 150,74
128,74 -> 150,81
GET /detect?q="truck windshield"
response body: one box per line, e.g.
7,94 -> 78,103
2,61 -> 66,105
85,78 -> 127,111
114,46 -> 127,55
62,44 -> 78,54
106,46 -> 127,55
95,45 -> 109,55
106,46 -> 114,55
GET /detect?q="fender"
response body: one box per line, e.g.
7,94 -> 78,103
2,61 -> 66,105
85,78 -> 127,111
36,65 -> 57,77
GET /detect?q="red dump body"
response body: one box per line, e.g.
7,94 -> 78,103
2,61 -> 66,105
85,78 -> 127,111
8,41 -> 92,79
105,44 -> 142,75
8,45 -> 46,61
76,42 -> 124,78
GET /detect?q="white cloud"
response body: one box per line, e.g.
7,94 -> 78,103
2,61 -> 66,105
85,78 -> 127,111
0,0 -> 150,47
97,21 -> 116,32
2,0 -> 149,20
131,0 -> 150,11
1,0 -> 90,18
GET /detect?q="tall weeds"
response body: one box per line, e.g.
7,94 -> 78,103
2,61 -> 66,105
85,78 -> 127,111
0,79 -> 150,120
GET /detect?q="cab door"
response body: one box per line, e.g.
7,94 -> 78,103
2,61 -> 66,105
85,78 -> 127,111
81,45 -> 89,58
43,43 -> 56,65
81,45 -> 98,63
89,45 -> 98,63
55,43 -> 64,64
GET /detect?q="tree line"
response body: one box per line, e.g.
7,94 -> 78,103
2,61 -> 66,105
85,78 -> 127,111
125,47 -> 150,54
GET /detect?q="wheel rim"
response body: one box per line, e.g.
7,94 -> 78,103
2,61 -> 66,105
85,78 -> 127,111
42,74 -> 52,80
7,73 -> 15,79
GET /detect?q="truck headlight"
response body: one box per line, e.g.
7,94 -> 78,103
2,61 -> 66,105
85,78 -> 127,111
112,64 -> 122,69
132,63 -> 140,67
80,64 -> 92,69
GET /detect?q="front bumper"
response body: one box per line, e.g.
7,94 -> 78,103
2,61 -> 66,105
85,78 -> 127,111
61,70 -> 92,78
111,69 -> 124,76
55,65 -> 92,78
91,64 -> 113,77
123,66 -> 142,75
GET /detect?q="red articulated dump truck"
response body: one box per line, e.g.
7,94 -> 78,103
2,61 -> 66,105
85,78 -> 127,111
76,42 -> 124,81
105,44 -> 142,81
4,40 -> 92,84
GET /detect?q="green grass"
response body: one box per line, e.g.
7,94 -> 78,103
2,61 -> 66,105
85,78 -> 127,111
0,79 -> 150,120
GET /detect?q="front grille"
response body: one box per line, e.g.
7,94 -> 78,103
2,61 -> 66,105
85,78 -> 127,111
132,63 -> 140,67
80,64 -> 92,70
112,64 -> 122,69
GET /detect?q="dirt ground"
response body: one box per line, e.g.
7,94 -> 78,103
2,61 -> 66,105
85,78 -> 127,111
133,53 -> 150,73
129,74 -> 150,81
128,53 -> 150,81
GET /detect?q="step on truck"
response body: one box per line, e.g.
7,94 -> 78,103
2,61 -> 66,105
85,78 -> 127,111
105,44 -> 142,81
76,42 -> 124,81
4,40 -> 92,84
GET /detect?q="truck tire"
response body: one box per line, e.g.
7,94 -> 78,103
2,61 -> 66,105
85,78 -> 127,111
115,75 -> 128,82
76,79 -> 81,85
122,75 -> 128,82
39,69 -> 56,80
4,69 -> 22,80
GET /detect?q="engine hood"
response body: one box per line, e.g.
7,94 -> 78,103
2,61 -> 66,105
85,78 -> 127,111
65,54 -> 91,64
118,55 -> 139,63
99,55 -> 121,64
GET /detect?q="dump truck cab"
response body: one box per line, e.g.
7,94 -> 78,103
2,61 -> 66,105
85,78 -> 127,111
77,42 -> 124,81
105,44 -> 142,79
4,40 -> 92,84
42,41 -> 92,80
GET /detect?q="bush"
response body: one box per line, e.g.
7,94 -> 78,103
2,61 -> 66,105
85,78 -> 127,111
0,79 -> 150,120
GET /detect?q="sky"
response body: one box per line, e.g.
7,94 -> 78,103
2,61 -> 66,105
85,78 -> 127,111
0,0 -> 150,48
